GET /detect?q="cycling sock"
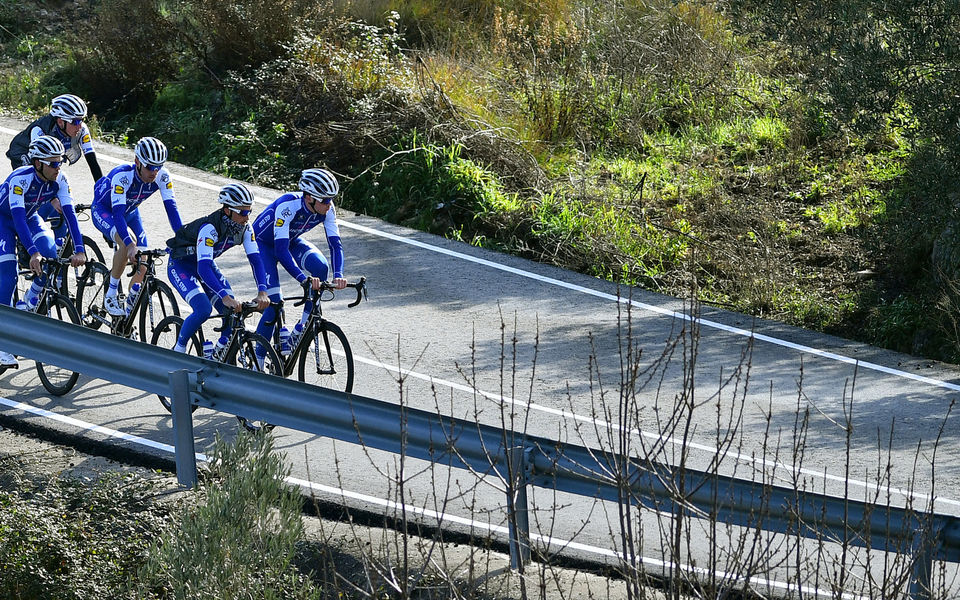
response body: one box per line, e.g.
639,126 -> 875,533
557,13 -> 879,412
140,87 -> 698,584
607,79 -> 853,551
173,342 -> 186,353
107,276 -> 120,298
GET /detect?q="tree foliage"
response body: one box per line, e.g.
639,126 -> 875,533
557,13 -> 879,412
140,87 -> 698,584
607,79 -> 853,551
726,0 -> 960,152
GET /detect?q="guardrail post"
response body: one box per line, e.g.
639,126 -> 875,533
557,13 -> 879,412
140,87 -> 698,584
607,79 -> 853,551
169,369 -> 198,489
506,445 -> 532,571
909,526 -> 940,600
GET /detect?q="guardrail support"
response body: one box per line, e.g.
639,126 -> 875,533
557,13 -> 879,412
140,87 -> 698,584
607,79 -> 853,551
909,525 -> 940,600
169,369 -> 199,489
506,445 -> 532,571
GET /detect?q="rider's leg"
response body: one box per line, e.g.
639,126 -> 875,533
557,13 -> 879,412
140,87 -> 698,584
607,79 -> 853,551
291,239 -> 329,327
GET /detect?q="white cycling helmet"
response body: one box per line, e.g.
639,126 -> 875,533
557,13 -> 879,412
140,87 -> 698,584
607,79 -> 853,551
28,135 -> 67,161
50,94 -> 88,121
298,168 -> 339,199
218,183 -> 255,208
134,137 -> 168,166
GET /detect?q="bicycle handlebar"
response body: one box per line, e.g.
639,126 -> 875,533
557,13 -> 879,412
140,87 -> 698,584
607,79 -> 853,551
125,248 -> 169,277
292,276 -> 367,308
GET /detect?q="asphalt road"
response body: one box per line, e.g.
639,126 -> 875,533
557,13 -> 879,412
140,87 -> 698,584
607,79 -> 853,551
1,115 -> 958,595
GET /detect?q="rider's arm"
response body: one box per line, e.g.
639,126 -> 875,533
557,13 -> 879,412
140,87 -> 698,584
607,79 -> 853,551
324,206 -> 344,279
55,175 -> 85,255
195,224 -> 230,299
157,169 -> 183,232
109,172 -> 134,247
7,175 -> 38,255
242,227 -> 268,292
78,126 -> 102,181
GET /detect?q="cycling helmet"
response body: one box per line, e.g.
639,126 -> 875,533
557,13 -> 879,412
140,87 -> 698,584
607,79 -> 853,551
298,168 -> 339,199
134,137 -> 168,166
28,135 -> 67,161
218,183 -> 254,208
50,94 -> 88,121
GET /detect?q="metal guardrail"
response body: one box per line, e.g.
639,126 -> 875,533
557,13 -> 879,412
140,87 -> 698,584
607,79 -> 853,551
0,304 -> 957,599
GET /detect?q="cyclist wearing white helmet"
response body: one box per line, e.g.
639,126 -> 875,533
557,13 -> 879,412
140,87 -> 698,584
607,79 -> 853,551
0,135 -> 87,370
251,167 -> 347,352
90,136 -> 183,316
6,94 -> 103,181
5,94 -> 104,246
165,183 -> 269,354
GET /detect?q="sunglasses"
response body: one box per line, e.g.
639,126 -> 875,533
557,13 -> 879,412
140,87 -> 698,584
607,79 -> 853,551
230,207 -> 252,216
38,158 -> 64,168
66,118 -> 84,126
143,164 -> 162,172
309,195 -> 333,205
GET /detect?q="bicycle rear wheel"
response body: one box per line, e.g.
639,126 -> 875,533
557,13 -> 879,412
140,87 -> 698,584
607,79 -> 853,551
151,315 -> 202,413
297,321 -> 354,393
227,332 -> 282,433
138,278 -> 180,344
74,261 -> 110,330
36,294 -> 82,396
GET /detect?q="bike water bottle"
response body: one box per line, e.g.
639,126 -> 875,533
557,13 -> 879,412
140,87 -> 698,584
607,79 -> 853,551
279,326 -> 292,356
126,282 -> 142,312
291,323 -> 304,348
203,340 -> 214,360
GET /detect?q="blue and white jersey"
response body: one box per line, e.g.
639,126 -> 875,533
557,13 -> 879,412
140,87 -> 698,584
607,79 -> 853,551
252,192 -> 343,283
92,163 -> 182,246
0,165 -> 83,255
29,119 -> 95,166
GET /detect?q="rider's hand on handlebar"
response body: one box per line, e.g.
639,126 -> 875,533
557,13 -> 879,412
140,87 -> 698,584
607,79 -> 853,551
69,252 -> 87,268
332,277 -> 347,290
254,291 -> 270,310
222,294 -> 241,313
306,276 -> 322,291
125,244 -> 138,264
29,252 -> 43,276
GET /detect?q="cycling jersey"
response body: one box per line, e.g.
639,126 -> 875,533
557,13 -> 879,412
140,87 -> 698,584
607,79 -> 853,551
251,192 -> 343,283
167,209 -> 267,300
92,163 -> 182,247
0,166 -> 83,257
6,114 -> 96,167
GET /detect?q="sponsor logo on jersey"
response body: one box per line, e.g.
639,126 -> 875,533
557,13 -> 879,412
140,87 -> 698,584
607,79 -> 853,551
166,182 -> 173,189
205,238 -> 215,247
12,185 -> 22,195
281,207 -> 292,218
82,134 -> 91,144
275,218 -> 284,227
114,185 -> 124,194
120,176 -> 130,186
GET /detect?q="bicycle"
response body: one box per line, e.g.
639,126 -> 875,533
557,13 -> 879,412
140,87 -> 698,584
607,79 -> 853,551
151,301 -> 283,430
150,277 -> 366,432
15,258 -> 83,395
75,248 -> 180,343
242,277 -> 366,431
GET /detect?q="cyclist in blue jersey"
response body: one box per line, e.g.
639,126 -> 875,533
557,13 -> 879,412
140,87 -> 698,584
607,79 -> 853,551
0,136 -> 87,370
6,94 -> 104,244
165,183 -> 269,355
252,168 -> 347,354
91,137 -> 183,316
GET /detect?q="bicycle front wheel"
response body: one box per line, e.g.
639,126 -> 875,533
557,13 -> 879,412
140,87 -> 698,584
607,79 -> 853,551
74,261 -> 110,330
297,321 -> 354,393
59,236 -> 106,298
150,315 -> 202,413
36,294 -> 82,396
227,332 -> 282,433
138,278 -> 180,344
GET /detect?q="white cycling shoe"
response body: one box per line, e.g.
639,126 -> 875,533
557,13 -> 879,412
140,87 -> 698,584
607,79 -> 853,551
0,351 -> 19,370
104,294 -> 128,317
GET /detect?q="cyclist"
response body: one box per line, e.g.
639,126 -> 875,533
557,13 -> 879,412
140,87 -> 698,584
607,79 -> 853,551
165,183 -> 269,355
0,136 -> 87,370
252,168 -> 347,354
6,94 -> 104,247
91,137 -> 183,316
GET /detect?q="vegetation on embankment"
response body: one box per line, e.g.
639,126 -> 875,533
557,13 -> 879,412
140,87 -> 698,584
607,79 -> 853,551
4,0 -> 960,362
